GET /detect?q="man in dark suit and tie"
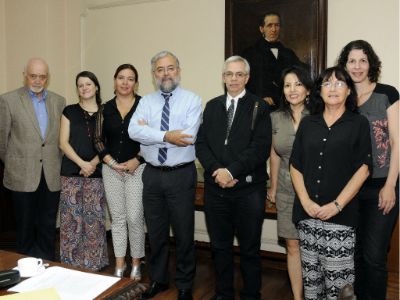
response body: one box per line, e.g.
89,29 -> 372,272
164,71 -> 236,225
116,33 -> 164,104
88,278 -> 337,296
242,12 -> 305,111
196,56 -> 272,300
0,58 -> 65,260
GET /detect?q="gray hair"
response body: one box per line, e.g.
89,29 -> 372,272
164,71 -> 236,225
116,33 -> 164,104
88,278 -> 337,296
151,51 -> 180,71
222,56 -> 250,74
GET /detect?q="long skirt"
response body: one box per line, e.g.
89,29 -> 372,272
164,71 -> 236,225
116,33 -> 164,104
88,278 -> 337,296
60,176 -> 108,271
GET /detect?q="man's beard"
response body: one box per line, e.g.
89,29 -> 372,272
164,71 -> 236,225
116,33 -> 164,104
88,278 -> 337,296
29,85 -> 44,94
156,75 -> 180,93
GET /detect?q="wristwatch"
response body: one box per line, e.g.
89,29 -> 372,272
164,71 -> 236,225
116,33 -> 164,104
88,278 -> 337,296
334,200 -> 343,213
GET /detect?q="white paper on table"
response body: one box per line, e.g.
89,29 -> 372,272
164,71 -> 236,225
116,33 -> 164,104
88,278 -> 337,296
8,266 -> 120,300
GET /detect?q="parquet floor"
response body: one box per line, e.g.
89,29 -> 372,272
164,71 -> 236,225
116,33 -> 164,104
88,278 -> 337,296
98,236 -> 399,300
0,232 -> 398,300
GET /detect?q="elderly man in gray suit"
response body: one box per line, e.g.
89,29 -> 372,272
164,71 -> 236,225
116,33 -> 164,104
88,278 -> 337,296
0,58 -> 65,260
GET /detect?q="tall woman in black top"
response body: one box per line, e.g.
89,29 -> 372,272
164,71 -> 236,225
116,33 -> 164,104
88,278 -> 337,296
290,67 -> 372,299
59,71 -> 108,271
94,64 -> 145,280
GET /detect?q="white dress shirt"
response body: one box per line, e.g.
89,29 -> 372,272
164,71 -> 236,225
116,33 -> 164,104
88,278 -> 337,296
128,86 -> 202,166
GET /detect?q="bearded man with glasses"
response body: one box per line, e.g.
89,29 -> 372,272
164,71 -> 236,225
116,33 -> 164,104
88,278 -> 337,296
128,51 -> 202,300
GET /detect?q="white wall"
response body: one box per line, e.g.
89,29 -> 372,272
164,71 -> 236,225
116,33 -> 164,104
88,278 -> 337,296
64,0 -> 85,101
82,0 -> 225,102
2,0 -> 66,95
0,0 -> 398,99
0,0 -> 6,92
327,0 -> 399,88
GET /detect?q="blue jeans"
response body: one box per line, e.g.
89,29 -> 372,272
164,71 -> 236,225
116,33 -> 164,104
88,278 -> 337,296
354,179 -> 399,300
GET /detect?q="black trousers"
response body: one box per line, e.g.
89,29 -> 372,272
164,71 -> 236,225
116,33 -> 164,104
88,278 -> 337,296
142,163 -> 197,289
355,180 -> 399,300
204,186 -> 265,300
12,172 -> 60,261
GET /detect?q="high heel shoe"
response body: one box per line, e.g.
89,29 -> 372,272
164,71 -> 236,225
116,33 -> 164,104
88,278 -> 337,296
130,264 -> 141,281
114,264 -> 127,278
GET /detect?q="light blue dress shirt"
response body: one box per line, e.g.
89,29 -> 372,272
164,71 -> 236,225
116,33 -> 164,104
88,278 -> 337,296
28,89 -> 48,139
128,86 -> 202,166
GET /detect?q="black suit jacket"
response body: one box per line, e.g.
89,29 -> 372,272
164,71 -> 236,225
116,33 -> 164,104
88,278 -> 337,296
242,39 -> 306,109
196,91 -> 272,196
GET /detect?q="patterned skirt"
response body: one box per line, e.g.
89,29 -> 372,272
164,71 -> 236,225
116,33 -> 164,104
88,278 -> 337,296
60,176 -> 109,271
298,219 -> 355,300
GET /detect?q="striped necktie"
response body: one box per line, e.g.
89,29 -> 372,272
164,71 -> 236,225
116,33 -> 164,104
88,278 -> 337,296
225,99 -> 235,145
158,93 -> 172,164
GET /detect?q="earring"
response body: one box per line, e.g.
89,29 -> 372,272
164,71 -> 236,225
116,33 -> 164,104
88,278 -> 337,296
305,95 -> 310,104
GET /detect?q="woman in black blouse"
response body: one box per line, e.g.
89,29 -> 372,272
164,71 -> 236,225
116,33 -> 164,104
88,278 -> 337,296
289,66 -> 372,299
94,64 -> 145,280
59,71 -> 108,271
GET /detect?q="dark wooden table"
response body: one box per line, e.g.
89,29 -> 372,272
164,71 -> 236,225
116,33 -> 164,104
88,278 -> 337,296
0,250 -> 144,299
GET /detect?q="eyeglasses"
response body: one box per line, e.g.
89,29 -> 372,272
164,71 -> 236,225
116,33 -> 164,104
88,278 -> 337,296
321,81 -> 347,89
223,72 -> 247,79
28,74 -> 48,81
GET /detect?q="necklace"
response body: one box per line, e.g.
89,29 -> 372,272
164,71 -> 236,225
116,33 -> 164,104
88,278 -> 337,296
79,102 -> 97,114
78,103 -> 98,140
82,110 -> 95,140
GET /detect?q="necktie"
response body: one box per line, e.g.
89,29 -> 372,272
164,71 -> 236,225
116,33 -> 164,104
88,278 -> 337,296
225,99 -> 235,144
158,93 -> 172,164
264,40 -> 280,59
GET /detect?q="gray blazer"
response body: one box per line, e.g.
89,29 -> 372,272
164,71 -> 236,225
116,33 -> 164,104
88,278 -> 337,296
0,87 -> 66,192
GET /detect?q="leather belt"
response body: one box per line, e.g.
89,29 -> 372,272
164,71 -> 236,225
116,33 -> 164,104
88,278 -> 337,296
147,161 -> 194,171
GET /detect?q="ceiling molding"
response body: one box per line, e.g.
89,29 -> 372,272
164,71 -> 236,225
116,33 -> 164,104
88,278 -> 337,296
80,0 -> 168,69
85,0 -> 168,10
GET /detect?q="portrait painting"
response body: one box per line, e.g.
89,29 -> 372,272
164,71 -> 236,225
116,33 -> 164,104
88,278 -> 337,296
225,0 -> 327,79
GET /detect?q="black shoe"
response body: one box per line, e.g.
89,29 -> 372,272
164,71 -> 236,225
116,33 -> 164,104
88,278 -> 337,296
210,295 -> 226,300
141,281 -> 168,299
177,289 -> 193,300
210,295 -> 233,300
